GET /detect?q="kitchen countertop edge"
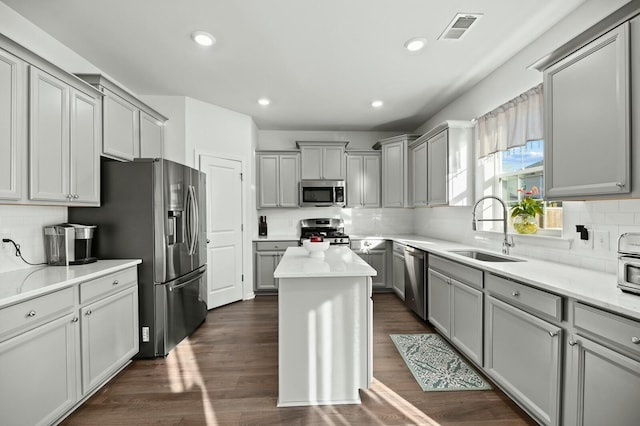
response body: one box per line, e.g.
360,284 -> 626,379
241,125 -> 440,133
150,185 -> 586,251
0,259 -> 142,308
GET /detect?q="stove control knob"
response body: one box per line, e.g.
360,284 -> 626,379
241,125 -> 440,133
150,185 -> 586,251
339,238 -> 343,243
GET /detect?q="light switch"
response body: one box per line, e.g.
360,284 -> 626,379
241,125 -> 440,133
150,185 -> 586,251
594,230 -> 610,251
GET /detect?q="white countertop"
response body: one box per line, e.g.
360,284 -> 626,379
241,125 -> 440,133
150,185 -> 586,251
274,246 -> 377,278
0,259 -> 142,308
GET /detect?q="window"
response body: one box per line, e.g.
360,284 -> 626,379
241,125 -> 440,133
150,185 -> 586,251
496,140 -> 562,234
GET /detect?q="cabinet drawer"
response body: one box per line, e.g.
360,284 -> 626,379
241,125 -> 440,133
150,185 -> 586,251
80,267 -> 137,304
255,241 -> 298,251
485,273 -> 562,321
574,302 -> 640,356
430,255 -> 483,289
0,287 -> 75,337
392,242 -> 405,255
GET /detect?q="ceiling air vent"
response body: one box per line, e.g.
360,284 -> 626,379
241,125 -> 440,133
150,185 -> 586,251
438,13 -> 483,40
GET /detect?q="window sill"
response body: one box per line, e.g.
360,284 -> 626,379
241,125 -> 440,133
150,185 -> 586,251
473,229 -> 573,250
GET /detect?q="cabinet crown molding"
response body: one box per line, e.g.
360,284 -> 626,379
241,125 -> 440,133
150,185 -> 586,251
295,140 -> 349,148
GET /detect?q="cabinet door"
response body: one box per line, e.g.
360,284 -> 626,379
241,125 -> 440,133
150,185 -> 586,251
103,89 -> 139,161
544,23 -> 630,198
450,278 -> 483,365
485,296 -> 562,426
278,154 -> 299,207
382,142 -> 405,207
565,335 -> 640,426
427,269 -> 451,336
80,286 -> 139,395
368,250 -> 386,289
257,155 -> 279,208
139,111 -> 163,158
392,252 -> 405,300
346,155 -> 363,207
428,130 -> 448,205
255,251 -> 279,291
29,68 -> 71,202
322,146 -> 345,179
411,142 -> 428,206
0,49 -> 24,200
300,146 -> 323,180
69,88 -> 100,204
0,313 -> 78,426
362,154 -> 381,207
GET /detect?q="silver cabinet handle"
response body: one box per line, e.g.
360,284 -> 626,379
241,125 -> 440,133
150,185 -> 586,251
73,194 -> 79,199
632,337 -> 640,344
549,330 -> 558,337
86,310 -> 92,316
113,280 -> 119,286
512,291 -> 519,297
616,182 -> 625,188
27,310 -> 36,318
67,194 -> 74,199
568,339 -> 578,346
72,317 -> 79,323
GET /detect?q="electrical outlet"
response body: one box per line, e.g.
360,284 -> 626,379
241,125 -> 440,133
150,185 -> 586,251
579,230 -> 593,249
0,233 -> 10,248
142,326 -> 150,342
594,230 -> 610,251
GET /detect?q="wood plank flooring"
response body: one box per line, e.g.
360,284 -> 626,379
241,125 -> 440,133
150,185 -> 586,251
62,293 -> 535,425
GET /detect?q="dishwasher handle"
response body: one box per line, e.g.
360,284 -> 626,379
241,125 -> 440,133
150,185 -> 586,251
404,246 -> 425,259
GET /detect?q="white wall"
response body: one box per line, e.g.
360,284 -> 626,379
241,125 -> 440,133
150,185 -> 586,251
412,0 -> 635,273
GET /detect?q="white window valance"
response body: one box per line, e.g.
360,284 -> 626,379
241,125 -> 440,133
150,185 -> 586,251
476,84 -> 543,158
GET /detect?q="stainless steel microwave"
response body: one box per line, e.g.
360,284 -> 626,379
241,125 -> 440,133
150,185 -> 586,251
299,180 -> 345,207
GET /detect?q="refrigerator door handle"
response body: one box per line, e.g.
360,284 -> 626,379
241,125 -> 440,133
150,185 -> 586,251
190,185 -> 199,254
185,185 -> 194,255
169,273 -> 202,291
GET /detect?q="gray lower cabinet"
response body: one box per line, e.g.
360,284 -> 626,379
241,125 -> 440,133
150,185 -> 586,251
254,241 -> 298,292
564,334 -> 640,426
427,256 -> 483,366
80,285 -> 138,395
0,312 -> 78,426
351,243 -> 387,290
392,243 -> 405,300
485,295 -> 562,426
0,265 -> 139,426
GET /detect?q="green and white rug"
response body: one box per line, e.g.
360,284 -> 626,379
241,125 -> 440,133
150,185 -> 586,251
390,333 -> 492,392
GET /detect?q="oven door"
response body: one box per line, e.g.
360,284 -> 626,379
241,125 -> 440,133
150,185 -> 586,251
618,256 -> 640,291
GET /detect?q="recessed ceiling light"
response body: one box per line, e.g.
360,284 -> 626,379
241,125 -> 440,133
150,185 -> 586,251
404,37 -> 427,52
371,100 -> 384,108
191,30 -> 216,47
258,98 -> 271,106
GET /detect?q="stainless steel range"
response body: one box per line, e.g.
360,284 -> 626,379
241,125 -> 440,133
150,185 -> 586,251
299,218 -> 350,246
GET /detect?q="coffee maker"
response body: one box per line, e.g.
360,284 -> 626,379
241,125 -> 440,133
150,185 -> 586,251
44,224 -> 97,266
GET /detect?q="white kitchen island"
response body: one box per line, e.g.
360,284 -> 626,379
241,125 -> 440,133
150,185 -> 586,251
274,246 -> 376,407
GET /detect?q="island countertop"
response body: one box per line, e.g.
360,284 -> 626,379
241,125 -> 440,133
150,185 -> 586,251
274,246 -> 377,279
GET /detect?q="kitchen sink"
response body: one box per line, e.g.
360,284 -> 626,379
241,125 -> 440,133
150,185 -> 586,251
448,250 -> 525,262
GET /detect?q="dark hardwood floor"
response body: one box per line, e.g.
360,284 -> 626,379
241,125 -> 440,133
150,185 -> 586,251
62,293 -> 535,425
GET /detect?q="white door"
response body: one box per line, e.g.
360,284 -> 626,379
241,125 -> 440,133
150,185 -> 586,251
200,155 -> 244,309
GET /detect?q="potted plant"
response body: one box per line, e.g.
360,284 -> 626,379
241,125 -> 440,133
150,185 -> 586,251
511,187 -> 543,234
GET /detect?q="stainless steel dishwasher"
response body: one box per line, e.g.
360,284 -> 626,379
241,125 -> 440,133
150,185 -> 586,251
404,246 -> 427,320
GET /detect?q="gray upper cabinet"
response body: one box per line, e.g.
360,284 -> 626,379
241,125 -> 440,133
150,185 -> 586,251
76,74 -> 167,162
542,22 -> 630,199
256,151 -> 299,208
103,88 -> 139,161
29,67 -> 101,205
140,111 -> 164,158
409,139 -> 428,206
346,151 -> 381,207
0,48 -> 25,200
412,121 -> 474,207
375,134 -> 420,208
296,141 -> 347,180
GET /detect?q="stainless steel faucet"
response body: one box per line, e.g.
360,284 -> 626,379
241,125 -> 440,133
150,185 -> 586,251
472,195 -> 514,255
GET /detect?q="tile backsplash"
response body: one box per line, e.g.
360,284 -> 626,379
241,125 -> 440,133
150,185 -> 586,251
0,205 -> 67,273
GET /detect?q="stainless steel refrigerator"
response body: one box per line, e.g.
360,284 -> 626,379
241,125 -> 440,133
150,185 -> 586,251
69,158 -> 208,358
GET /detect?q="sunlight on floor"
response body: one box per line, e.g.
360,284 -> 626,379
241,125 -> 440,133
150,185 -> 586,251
364,377 -> 442,425
166,337 -> 218,425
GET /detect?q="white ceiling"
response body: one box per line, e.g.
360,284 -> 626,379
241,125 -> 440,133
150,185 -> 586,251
3,0 -> 586,131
